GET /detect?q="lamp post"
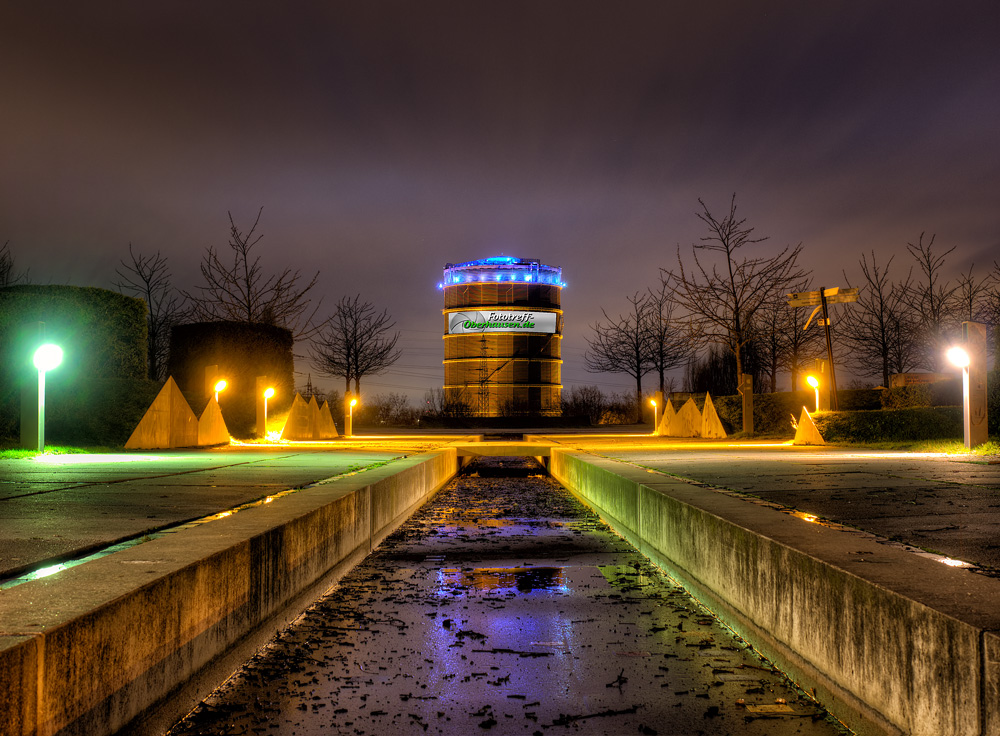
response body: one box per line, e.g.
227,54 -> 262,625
346,397 -> 357,437
650,399 -> 658,434
262,387 -> 275,433
948,321 -> 988,449
806,375 -> 820,413
214,379 -> 227,403
32,343 -> 63,452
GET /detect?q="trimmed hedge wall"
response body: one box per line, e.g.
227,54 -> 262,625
168,322 -> 294,438
0,285 -> 148,444
710,388 -> 882,436
880,379 -> 962,409
813,407 -> 963,442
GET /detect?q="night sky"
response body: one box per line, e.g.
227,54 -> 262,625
3,2 -> 999,399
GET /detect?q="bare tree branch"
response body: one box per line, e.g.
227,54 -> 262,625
584,292 -> 654,421
311,295 -> 402,402
114,243 -> 187,381
0,241 -> 29,287
182,209 -> 325,338
902,232 -> 959,371
664,195 -> 807,383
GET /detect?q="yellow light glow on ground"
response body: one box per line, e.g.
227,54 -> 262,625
33,453 -> 171,464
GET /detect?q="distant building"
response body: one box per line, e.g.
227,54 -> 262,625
439,256 -> 563,416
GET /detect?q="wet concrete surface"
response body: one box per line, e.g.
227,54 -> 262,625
589,445 -> 1000,572
167,458 -> 849,736
0,445 -> 435,579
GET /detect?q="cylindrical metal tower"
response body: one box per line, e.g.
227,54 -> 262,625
440,256 -> 563,416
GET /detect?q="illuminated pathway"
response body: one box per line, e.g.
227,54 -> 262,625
167,458 -> 849,735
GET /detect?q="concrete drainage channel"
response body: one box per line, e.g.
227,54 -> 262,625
2,438 -> 996,735
166,456 -> 849,736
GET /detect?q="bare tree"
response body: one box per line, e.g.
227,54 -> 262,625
955,264 -> 993,323
646,280 -> 692,395
903,233 -> 959,371
114,244 -> 187,381
0,241 -> 28,286
753,292 -> 786,393
584,292 -> 653,421
663,196 -> 806,384
184,209 -> 324,337
841,252 -> 917,386
311,295 -> 402,399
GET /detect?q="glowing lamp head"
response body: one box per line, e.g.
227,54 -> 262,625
947,346 -> 970,368
650,399 -> 657,407
214,379 -> 228,394
349,398 -> 358,407
806,375 -> 819,389
33,344 -> 63,372
263,387 -> 275,399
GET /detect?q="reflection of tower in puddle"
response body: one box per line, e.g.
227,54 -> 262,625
440,566 -> 566,594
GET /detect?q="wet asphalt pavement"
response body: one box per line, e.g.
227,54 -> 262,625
166,458 -> 849,736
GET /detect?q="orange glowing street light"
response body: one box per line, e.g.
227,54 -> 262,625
346,397 -> 358,438
650,398 -> 658,433
806,375 -> 820,413
263,387 -> 275,427
214,379 -> 228,403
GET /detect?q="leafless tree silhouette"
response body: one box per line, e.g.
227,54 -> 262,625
663,195 -> 806,383
114,244 -> 187,381
184,209 -> 324,338
311,295 -> 402,399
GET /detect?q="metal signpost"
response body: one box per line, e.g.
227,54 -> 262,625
786,287 -> 858,411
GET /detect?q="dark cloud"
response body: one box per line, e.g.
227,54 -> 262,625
2,1 -> 998,396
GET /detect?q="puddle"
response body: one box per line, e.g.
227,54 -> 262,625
437,566 -> 567,594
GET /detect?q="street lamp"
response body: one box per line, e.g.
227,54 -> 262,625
263,387 -> 275,430
947,322 -> 988,449
214,379 -> 228,403
946,346 -> 969,368
346,397 -> 358,437
32,343 -> 63,452
650,398 -> 658,434
806,375 -> 820,413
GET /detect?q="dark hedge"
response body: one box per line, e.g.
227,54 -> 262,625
168,321 -> 294,437
0,285 -> 148,443
813,407 -> 963,442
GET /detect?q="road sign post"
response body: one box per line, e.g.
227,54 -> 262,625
787,286 -> 858,412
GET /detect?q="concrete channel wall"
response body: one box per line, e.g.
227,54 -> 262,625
550,448 -> 1000,736
0,449 -> 458,736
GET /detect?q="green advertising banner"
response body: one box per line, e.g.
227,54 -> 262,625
447,309 -> 557,334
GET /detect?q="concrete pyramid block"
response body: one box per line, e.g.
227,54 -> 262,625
125,377 -> 198,449
280,393 -> 312,440
198,398 -> 230,446
793,407 -> 826,445
317,401 -> 339,439
656,401 -> 676,435
307,396 -> 321,439
666,398 -> 702,438
701,393 -> 727,439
